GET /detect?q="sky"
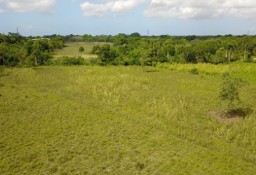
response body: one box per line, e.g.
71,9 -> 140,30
0,0 -> 256,36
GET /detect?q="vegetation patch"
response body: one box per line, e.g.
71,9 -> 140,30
0,65 -> 256,174
189,67 -> 199,75
51,56 -> 91,66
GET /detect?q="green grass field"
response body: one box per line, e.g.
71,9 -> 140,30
0,64 -> 256,174
53,42 -> 108,59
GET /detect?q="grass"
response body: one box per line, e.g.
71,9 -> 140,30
53,42 -> 108,59
0,64 -> 256,174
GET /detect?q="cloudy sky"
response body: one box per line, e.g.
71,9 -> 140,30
0,0 -> 256,36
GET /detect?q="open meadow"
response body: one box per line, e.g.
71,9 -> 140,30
0,63 -> 256,174
53,42 -> 107,59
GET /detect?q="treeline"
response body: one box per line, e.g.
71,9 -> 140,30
1,32 -> 256,66
0,33 -> 64,66
91,34 -> 256,65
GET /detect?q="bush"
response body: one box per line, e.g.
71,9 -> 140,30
52,56 -> 91,66
189,68 -> 199,75
79,46 -> 85,52
219,72 -> 241,109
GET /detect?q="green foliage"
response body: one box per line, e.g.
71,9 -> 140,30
0,33 -> 64,66
89,34 -> 256,66
129,32 -> 141,37
2,33 -> 256,67
50,36 -> 65,49
79,46 -> 85,52
189,67 -> 199,75
82,34 -> 113,42
0,43 -> 19,66
5,32 -> 25,44
113,33 -> 127,46
219,72 -> 241,109
62,56 -> 87,65
92,44 -> 118,65
51,56 -> 92,66
21,39 -> 53,66
253,47 -> 256,56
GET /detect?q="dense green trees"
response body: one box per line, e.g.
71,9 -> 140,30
26,39 -> 53,66
91,34 -> 256,65
0,33 -> 64,66
91,33 -> 256,65
113,33 -> 128,46
0,33 -> 24,66
1,32 -> 256,67
82,34 -> 113,43
92,44 -> 118,65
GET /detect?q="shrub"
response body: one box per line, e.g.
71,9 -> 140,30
189,68 -> 199,75
219,72 -> 241,109
52,56 -> 91,66
79,46 -> 85,52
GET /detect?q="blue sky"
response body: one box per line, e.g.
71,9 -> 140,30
0,0 -> 256,36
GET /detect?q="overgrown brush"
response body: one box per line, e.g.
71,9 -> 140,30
51,56 -> 91,66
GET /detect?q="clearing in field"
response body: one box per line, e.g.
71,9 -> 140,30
53,42 -> 108,59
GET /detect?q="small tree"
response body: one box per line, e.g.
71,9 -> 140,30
79,46 -> 85,53
92,44 -> 118,65
219,72 -> 240,109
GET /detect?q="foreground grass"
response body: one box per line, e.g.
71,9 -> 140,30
0,64 -> 256,174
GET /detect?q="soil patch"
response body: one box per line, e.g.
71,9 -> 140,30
208,107 -> 253,122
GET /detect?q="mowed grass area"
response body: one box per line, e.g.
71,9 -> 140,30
0,64 -> 256,174
54,42 -> 107,59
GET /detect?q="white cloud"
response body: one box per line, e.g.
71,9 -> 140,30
0,0 -> 57,13
80,0 -> 147,16
144,0 -> 256,19
1,0 -> 256,19
80,0 -> 256,19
